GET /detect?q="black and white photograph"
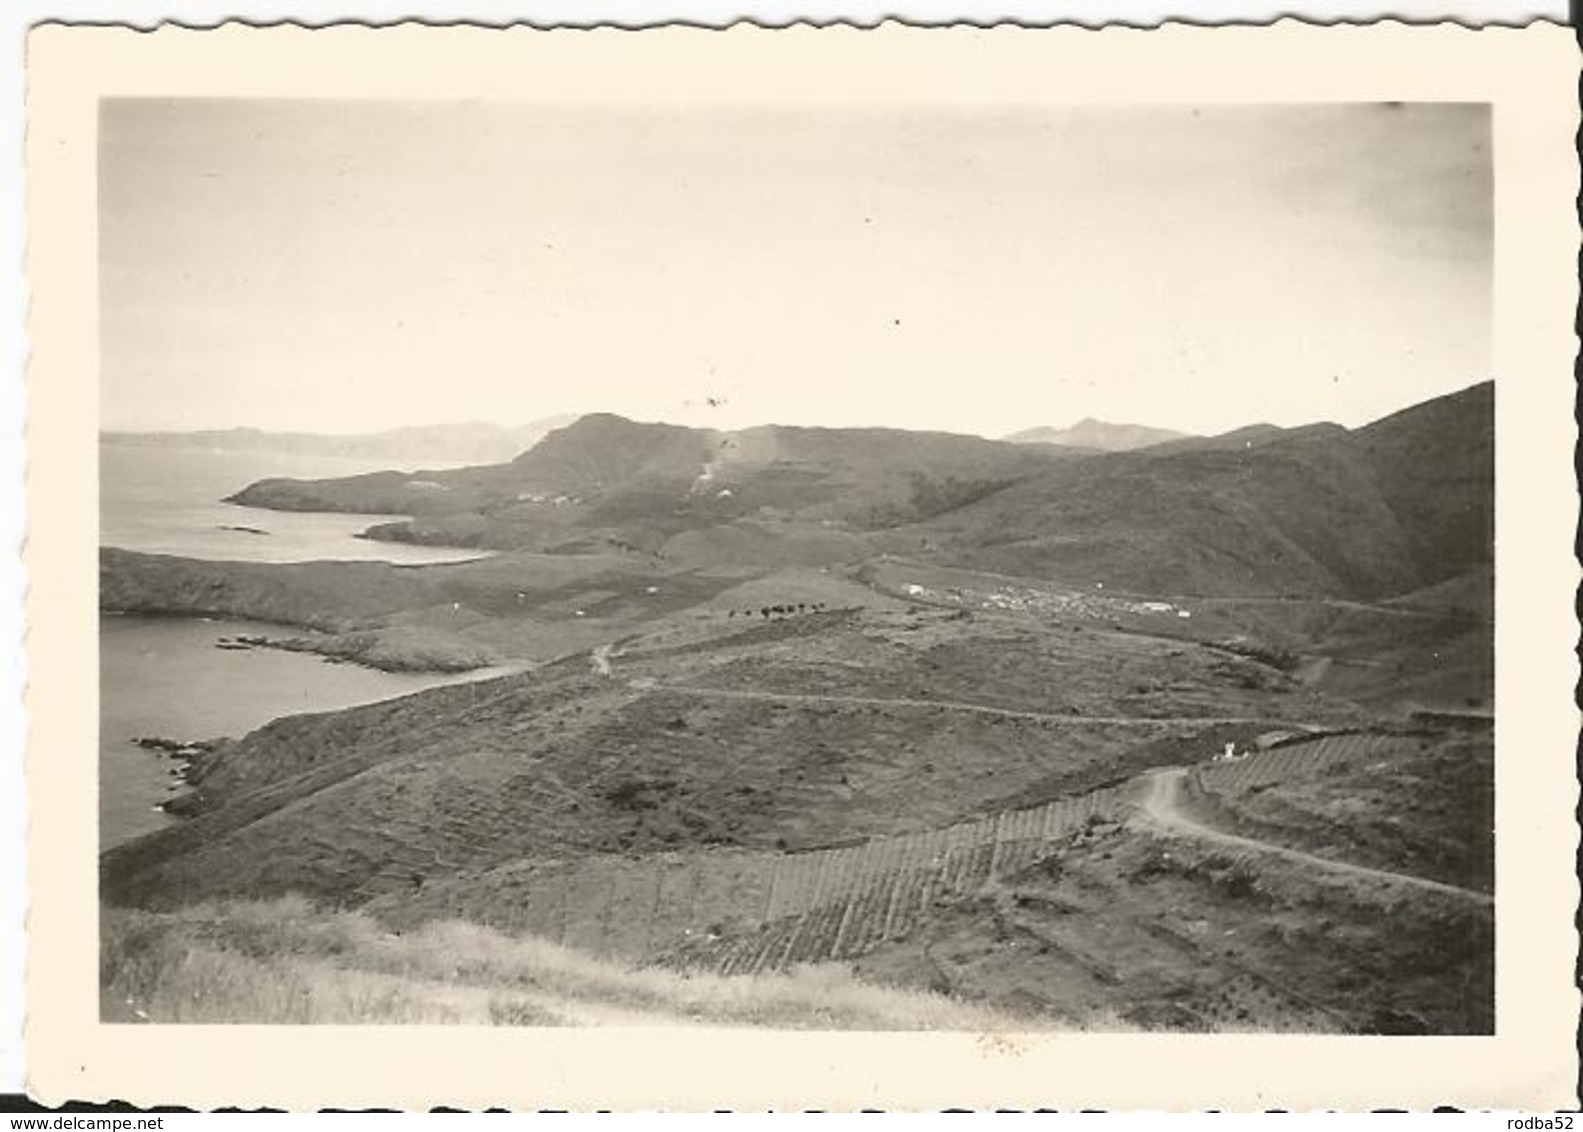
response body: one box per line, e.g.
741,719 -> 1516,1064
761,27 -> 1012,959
92,94 -> 1498,1034
18,21 -> 1579,1112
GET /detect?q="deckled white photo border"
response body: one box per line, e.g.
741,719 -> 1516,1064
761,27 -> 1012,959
21,21 -> 1581,1110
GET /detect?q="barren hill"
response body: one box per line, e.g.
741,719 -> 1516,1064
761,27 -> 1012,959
100,382 -> 1497,1031
224,414 -> 1078,550
101,602 -> 1490,1030
1349,381 -> 1493,588
1143,420 -> 1348,456
219,386 -> 1491,604
101,602 -> 1359,907
909,382 -> 1493,601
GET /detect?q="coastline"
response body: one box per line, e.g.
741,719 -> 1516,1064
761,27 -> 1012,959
99,610 -> 528,848
99,546 -> 508,674
211,628 -> 503,675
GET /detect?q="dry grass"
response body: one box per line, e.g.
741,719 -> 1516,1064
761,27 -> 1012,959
1188,731 -> 1494,893
102,896 -> 1039,1030
846,818 -> 1493,1034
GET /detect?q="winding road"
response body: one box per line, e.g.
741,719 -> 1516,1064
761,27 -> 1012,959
660,684 -> 1317,730
1136,767 -> 1494,906
584,642 -> 1314,728
591,640 -> 1487,907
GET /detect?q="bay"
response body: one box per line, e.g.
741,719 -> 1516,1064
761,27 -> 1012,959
100,614 -> 513,848
99,443 -> 510,849
100,443 -> 486,564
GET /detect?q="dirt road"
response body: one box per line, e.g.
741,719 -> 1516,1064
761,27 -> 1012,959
663,684 -> 1317,730
1136,768 -> 1493,905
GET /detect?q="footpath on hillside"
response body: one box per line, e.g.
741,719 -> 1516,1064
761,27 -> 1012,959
1135,767 -> 1493,905
584,639 -> 1484,909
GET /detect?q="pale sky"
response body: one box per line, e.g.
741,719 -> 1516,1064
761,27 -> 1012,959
99,100 -> 1491,438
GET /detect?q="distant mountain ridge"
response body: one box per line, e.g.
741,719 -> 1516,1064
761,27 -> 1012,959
225,415 -> 1085,547
915,382 -> 1493,600
1004,418 -> 1191,451
102,416 -> 581,466
220,382 -> 1493,602
1143,421 -> 1348,456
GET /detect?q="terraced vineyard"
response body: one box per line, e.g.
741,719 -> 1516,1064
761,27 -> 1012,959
1195,731 -> 1397,793
679,784 -> 1137,975
1180,727 -> 1495,898
376,731 -> 1455,975
377,783 -> 1138,971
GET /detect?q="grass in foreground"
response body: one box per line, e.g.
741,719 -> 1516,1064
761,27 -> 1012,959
101,896 -> 1045,1029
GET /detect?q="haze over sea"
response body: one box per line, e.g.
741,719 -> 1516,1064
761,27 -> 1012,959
99,443 -> 503,848
100,444 -> 488,565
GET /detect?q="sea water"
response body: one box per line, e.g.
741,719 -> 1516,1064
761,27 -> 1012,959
100,615 -> 512,848
100,443 -> 487,565
99,444 -> 509,848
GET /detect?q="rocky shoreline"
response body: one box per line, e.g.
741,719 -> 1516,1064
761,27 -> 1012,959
100,548 -> 505,674
129,735 -> 228,817
212,629 -> 498,674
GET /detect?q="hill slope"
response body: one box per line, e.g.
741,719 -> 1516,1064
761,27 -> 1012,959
103,683 -> 1491,1031
909,382 -> 1492,601
224,414 -> 1079,550
104,897 -> 1035,1030
101,603 -> 1359,909
1144,421 -> 1349,456
1349,382 -> 1493,588
219,386 -> 1492,601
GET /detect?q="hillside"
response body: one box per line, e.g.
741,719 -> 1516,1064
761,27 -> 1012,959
1005,418 -> 1190,451
844,729 -> 1491,1034
1144,421 -> 1349,456
909,382 -> 1492,601
101,598 -> 1490,1030
104,897 -> 1036,1030
1350,382 -> 1493,588
99,381 -> 1497,1032
100,602 -> 1357,907
216,386 -> 1491,604
100,382 -> 1495,694
224,414 -> 1078,549
99,545 -> 731,670
106,721 -> 1493,1033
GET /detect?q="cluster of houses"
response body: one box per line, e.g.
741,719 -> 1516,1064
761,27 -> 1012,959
899,579 -> 1193,623
514,490 -> 582,507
